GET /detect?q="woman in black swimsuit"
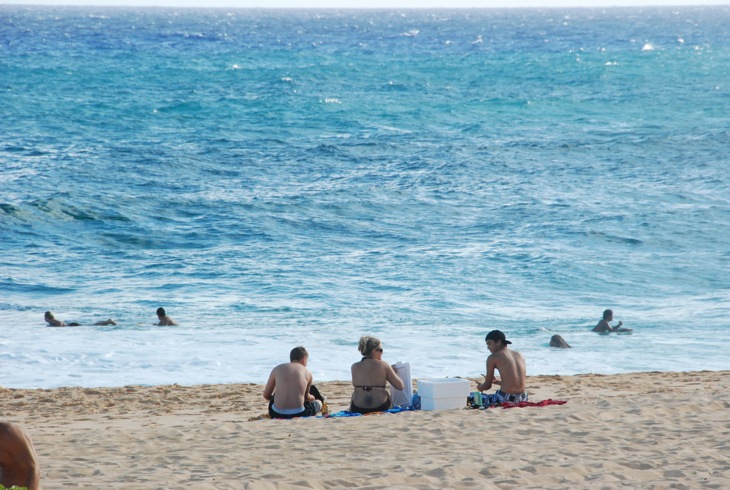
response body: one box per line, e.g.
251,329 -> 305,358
350,336 -> 405,414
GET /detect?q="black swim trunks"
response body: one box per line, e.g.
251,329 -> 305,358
268,398 -> 322,419
482,390 -> 528,405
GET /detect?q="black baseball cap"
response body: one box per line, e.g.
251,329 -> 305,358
485,330 -> 512,344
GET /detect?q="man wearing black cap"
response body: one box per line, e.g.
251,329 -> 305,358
476,330 -> 528,405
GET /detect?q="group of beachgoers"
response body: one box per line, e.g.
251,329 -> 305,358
43,307 -> 178,327
44,307 -> 626,336
264,309 -> 628,419
264,328 -> 527,420
0,328 -> 524,489
3,309 -> 626,487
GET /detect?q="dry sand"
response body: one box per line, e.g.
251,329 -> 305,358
2,370 -> 728,489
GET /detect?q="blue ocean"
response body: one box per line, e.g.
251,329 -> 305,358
1,6 -> 729,389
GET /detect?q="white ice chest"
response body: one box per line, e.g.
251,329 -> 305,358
417,378 -> 471,411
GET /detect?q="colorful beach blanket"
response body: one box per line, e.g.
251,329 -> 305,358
324,405 -> 416,418
251,400 -> 566,420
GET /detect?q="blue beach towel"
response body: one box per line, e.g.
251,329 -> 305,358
322,405 -> 417,418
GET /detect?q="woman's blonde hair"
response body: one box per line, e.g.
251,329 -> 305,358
358,336 -> 381,357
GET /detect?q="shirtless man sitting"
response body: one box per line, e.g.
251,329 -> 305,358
263,346 -> 322,419
0,421 -> 40,490
477,330 -> 528,405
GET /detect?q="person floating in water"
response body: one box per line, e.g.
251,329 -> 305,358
44,311 -> 116,327
549,334 -> 571,348
592,309 -> 632,333
155,307 -> 178,326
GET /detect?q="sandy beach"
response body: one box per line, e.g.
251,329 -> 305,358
2,370 -> 728,489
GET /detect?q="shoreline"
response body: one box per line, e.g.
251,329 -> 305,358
2,370 -> 729,489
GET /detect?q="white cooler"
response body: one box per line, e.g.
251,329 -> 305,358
417,378 -> 471,411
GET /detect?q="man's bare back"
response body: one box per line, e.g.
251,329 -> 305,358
478,330 -> 527,396
156,307 -> 178,326
487,347 -> 526,394
262,347 -> 322,419
264,362 -> 312,410
0,422 -> 40,490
